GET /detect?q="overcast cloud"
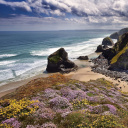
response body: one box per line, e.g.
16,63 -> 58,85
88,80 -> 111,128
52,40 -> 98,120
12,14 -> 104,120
0,0 -> 128,30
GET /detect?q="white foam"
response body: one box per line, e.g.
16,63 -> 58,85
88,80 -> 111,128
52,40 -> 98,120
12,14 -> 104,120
31,47 -> 59,56
0,69 -> 14,81
30,37 -> 103,59
0,54 -> 17,58
0,60 -> 16,66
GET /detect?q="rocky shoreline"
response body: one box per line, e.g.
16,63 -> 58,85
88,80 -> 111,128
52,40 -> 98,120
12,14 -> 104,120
91,28 -> 128,83
91,55 -> 128,82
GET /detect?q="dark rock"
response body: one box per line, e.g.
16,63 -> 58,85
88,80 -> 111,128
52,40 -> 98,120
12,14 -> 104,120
102,37 -> 114,46
46,48 -> 78,73
110,32 -> 119,39
103,45 -> 109,49
109,49 -> 128,70
110,28 -> 128,40
77,56 -> 89,60
118,28 -> 128,36
95,45 -> 104,52
109,33 -> 128,70
95,45 -> 109,53
102,48 -> 116,61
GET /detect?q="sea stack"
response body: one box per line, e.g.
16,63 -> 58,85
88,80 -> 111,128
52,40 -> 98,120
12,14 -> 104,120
46,48 -> 78,73
102,37 -> 114,46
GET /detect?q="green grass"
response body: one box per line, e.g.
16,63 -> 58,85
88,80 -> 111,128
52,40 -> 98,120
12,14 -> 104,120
111,46 -> 128,64
87,92 -> 95,97
49,54 -> 61,63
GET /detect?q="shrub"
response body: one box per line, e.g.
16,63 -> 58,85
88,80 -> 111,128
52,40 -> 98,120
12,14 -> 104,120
0,98 -> 39,120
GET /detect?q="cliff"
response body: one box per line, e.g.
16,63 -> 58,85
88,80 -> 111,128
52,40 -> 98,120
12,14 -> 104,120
110,28 -> 128,40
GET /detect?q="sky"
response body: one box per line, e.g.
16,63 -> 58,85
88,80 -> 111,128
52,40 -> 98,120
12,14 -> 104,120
0,0 -> 128,31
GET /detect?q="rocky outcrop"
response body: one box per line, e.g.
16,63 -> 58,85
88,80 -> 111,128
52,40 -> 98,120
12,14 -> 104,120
110,32 -> 119,39
77,56 -> 89,60
118,28 -> 128,36
102,37 -> 114,46
110,47 -> 128,70
95,45 -> 104,52
102,32 -> 128,61
92,32 -> 128,81
95,45 -> 109,53
110,28 -> 128,40
46,48 -> 78,73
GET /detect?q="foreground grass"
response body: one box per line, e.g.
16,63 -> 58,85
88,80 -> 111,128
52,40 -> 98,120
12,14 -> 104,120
0,74 -> 128,128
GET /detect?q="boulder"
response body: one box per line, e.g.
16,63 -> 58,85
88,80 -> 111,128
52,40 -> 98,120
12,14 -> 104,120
103,45 -> 109,49
110,32 -> 119,39
77,56 -> 89,60
102,37 -> 114,46
95,45 -> 109,53
102,48 -> 116,61
95,45 -> 104,52
46,48 -> 78,73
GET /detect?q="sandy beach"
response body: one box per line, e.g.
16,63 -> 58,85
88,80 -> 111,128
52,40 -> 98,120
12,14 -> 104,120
66,67 -> 128,92
0,64 -> 128,98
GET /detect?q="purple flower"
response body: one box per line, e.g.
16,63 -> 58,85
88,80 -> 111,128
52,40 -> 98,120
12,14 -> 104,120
41,122 -> 57,128
49,96 -> 72,112
86,96 -> 100,103
2,118 -> 21,128
34,108 -> 55,120
60,87 -> 86,101
43,88 -> 60,99
74,83 -> 87,91
26,125 -> 37,128
88,105 -> 104,114
105,104 -> 117,115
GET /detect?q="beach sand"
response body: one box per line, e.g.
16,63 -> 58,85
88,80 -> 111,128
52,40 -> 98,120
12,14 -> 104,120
66,67 -> 128,92
0,59 -> 128,98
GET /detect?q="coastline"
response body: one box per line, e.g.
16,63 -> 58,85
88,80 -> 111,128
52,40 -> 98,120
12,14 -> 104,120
0,52 -> 100,97
1,62 -> 128,98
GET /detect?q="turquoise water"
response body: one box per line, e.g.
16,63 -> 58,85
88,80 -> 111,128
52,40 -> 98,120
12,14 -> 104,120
0,30 -> 116,85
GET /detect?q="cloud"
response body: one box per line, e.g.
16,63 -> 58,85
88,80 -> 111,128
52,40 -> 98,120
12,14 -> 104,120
0,0 -> 128,30
26,0 -> 128,17
1,0 -> 128,17
0,0 -> 32,12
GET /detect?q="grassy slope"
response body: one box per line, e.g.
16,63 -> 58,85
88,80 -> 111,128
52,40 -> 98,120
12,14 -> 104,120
111,46 -> 128,64
1,74 -> 128,128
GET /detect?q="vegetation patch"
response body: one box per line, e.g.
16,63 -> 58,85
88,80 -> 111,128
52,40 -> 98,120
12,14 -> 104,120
0,76 -> 128,128
49,54 -> 61,63
111,46 -> 128,64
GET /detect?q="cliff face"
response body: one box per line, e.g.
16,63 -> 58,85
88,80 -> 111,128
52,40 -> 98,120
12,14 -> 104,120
109,33 -> 128,70
110,28 -> 128,40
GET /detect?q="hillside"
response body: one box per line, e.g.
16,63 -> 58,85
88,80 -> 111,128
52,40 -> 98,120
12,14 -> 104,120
0,74 -> 128,128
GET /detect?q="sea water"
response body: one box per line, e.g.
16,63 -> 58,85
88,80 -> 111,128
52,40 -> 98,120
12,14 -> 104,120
0,30 -> 116,85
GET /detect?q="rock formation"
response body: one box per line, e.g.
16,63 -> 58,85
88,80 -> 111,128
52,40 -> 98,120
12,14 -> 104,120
46,48 -> 78,73
110,28 -> 128,40
102,37 -> 114,46
77,56 -> 89,60
110,32 -> 119,39
109,33 -> 128,70
95,45 -> 109,53
92,32 -> 128,81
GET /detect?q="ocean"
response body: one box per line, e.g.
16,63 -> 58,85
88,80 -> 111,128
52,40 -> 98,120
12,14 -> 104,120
0,30 -> 116,85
